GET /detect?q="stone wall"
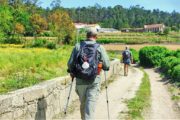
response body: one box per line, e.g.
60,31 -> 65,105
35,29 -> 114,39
0,59 -> 122,120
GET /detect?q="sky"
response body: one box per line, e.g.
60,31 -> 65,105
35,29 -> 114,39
39,0 -> 180,13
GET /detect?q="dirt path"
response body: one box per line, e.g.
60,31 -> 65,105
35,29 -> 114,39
144,69 -> 180,120
65,66 -> 143,119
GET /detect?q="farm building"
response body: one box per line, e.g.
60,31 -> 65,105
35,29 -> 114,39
121,28 -> 144,32
74,23 -> 101,32
144,24 -> 165,32
98,28 -> 119,33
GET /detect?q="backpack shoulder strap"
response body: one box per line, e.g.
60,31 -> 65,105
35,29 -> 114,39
80,41 -> 86,49
94,43 -> 100,50
74,41 -> 86,62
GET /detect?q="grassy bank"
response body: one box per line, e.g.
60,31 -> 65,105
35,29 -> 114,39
127,69 -> 151,119
0,46 -> 73,94
0,45 -> 117,94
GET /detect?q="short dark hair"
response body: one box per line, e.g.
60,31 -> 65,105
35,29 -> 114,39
86,31 -> 97,38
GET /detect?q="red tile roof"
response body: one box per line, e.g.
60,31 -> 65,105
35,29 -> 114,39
144,24 -> 165,29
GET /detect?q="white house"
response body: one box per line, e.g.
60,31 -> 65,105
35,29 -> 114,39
144,24 -> 165,32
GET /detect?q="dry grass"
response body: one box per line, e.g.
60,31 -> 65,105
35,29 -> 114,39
103,44 -> 180,51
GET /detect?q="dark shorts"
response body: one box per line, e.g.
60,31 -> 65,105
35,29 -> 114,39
123,59 -> 131,65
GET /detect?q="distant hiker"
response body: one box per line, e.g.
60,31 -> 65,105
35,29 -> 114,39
122,46 -> 133,76
67,30 -> 110,120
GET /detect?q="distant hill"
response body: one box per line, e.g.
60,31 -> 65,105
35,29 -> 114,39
65,5 -> 180,30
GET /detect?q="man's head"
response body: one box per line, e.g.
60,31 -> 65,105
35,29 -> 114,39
125,46 -> 129,50
86,30 -> 97,40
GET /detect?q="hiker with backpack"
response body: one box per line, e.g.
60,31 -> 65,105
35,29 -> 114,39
122,46 -> 133,76
67,30 -> 110,120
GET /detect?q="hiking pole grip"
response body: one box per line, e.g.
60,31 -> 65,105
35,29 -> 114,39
104,71 -> 110,120
64,77 -> 74,115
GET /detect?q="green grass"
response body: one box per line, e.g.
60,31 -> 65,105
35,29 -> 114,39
168,86 -> 180,101
0,45 -> 116,94
107,50 -> 122,60
127,69 -> 151,120
0,46 -> 73,94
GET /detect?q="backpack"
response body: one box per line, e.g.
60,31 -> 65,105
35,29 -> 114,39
72,41 -> 100,81
123,50 -> 131,60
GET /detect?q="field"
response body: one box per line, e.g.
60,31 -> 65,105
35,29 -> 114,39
79,32 -> 180,44
0,46 -> 73,94
0,45 -> 118,94
0,32 -> 179,94
103,44 -> 180,51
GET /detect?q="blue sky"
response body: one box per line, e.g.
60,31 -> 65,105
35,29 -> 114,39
39,0 -> 180,13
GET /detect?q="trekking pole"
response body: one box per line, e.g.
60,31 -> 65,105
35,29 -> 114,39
64,77 -> 74,115
104,71 -> 110,120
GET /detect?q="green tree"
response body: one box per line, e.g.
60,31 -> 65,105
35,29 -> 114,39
0,5 -> 13,35
164,27 -> 170,41
30,13 -> 48,36
48,10 -> 75,44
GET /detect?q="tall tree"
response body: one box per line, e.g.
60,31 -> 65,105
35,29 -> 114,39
30,13 -> 47,36
48,10 -> 75,44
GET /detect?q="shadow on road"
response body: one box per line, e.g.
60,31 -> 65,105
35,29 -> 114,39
35,97 -> 47,120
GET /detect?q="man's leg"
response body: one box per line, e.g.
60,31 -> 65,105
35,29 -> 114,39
124,64 -> 128,76
85,83 -> 100,119
126,64 -> 129,76
124,63 -> 126,76
76,85 -> 88,120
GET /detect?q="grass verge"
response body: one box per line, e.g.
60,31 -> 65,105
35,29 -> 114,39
0,46 -> 73,94
168,85 -> 180,101
127,68 -> 151,119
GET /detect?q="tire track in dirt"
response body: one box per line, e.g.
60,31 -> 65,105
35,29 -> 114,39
144,69 -> 180,120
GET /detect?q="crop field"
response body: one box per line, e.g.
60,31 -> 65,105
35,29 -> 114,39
79,32 -> 180,44
103,44 -> 180,51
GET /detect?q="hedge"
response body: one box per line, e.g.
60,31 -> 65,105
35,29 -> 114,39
172,65 -> 180,82
139,46 -> 180,84
161,57 -> 180,77
130,48 -> 139,63
139,46 -> 168,67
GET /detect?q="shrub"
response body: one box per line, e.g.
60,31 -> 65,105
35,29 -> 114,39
139,46 -> 168,67
175,49 -> 180,58
165,50 -> 176,57
63,34 -> 73,44
3,37 -> 22,44
171,65 -> 180,83
46,42 -> 56,49
130,48 -> 139,63
160,56 -> 177,76
42,31 -> 54,37
31,39 -> 47,47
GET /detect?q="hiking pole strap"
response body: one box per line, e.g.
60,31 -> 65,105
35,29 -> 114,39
64,77 -> 74,115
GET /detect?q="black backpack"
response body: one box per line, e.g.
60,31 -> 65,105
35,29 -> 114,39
72,41 -> 100,81
123,50 -> 131,60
